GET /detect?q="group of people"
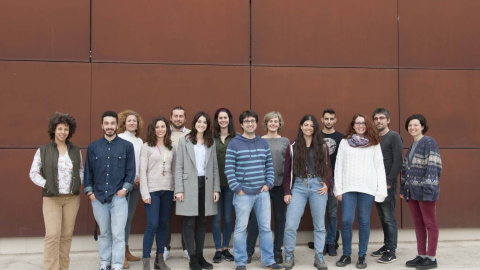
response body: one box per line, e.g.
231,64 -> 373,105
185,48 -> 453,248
29,106 -> 442,270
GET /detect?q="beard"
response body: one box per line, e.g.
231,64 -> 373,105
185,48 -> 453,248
171,121 -> 185,130
103,127 -> 117,137
324,125 -> 333,129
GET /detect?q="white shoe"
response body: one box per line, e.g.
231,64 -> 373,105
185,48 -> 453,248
183,249 -> 189,259
164,247 -> 170,261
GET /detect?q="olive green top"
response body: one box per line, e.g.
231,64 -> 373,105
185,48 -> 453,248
214,134 -> 237,187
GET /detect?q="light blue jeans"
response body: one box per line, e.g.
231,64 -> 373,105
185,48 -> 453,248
233,191 -> 275,267
92,195 -> 128,269
284,177 -> 328,261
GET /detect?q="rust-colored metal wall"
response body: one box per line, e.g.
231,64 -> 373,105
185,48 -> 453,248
1,0 -> 479,237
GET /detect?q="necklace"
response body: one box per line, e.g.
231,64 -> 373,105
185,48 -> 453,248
156,144 -> 167,176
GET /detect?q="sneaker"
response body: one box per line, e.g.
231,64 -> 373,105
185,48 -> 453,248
111,268 -> 121,270
247,254 -> 253,264
314,256 -> 328,270
406,256 -> 425,268
371,246 -> 386,257
336,255 -> 351,267
213,250 -> 222,263
98,265 -> 111,270
235,266 -> 247,270
284,253 -> 295,270
274,252 -> 283,264
416,258 -> 437,269
328,244 -> 337,256
183,249 -> 190,259
223,249 -> 234,261
163,247 -> 170,261
356,256 -> 367,269
308,242 -> 315,250
378,250 -> 397,264
264,263 -> 284,269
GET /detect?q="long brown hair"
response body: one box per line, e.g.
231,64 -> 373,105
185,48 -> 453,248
187,111 -> 214,148
146,116 -> 173,150
344,113 -> 380,145
293,114 -> 330,181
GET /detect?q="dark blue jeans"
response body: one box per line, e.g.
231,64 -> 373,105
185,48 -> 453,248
374,185 -> 398,252
142,190 -> 173,258
341,192 -> 374,257
326,195 -> 338,245
211,186 -> 234,250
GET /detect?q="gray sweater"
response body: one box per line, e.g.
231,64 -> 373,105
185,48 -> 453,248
380,130 -> 403,186
264,137 -> 290,186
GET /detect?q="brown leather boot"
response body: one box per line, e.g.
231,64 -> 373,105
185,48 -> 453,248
126,245 -> 141,261
124,257 -> 130,269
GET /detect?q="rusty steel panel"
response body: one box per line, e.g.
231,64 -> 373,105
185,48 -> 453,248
0,0 -> 90,61
399,69 -> 480,148
0,61 -> 91,148
0,149 -> 90,237
252,0 -> 398,67
399,0 -> 480,69
92,0 -> 249,64
401,149 -> 480,228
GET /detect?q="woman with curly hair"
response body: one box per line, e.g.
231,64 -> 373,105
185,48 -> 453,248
29,112 -> 84,270
117,109 -> 144,268
334,113 -> 387,269
139,116 -> 175,270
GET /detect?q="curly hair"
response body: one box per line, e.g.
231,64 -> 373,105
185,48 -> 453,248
188,111 -> 214,148
47,112 -> 77,141
344,113 -> 380,145
262,111 -> 284,132
118,110 -> 143,137
145,116 -> 173,150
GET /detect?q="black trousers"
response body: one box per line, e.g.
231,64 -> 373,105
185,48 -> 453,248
182,176 -> 207,256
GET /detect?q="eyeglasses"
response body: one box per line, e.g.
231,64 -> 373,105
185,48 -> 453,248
354,122 -> 366,126
243,120 -> 256,124
373,116 -> 387,121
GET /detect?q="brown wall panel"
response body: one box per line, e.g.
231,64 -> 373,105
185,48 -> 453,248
399,0 -> 480,69
401,149 -> 480,228
0,61 -> 91,148
0,1 -> 90,61
252,0 -> 398,67
92,0 -> 249,64
0,149 -> 90,237
399,69 -> 480,148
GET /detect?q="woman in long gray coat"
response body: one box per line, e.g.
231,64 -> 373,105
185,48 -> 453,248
175,111 -> 220,270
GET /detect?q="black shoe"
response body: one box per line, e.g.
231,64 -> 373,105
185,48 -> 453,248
274,252 -> 283,264
247,254 -> 253,264
416,258 -> 437,269
356,256 -> 367,269
336,255 -> 351,267
328,243 -> 337,256
371,246 -> 386,257
322,244 -> 328,255
235,266 -> 246,270
308,242 -> 315,249
212,251 -> 222,263
196,253 -> 213,269
189,254 -> 202,270
264,263 -> 284,269
377,250 -> 397,264
406,256 -> 425,268
222,249 -> 234,261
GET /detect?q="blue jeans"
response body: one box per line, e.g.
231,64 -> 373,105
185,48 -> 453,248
374,185 -> 398,252
211,186 -> 234,250
92,195 -> 128,269
143,190 -> 173,258
233,191 -> 275,267
341,192 -> 374,257
125,186 -> 140,245
284,178 -> 328,261
326,194 -> 338,245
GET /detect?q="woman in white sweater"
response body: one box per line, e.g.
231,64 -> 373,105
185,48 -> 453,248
334,113 -> 387,269
139,116 -> 175,270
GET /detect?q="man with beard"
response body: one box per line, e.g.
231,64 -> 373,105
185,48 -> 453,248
84,111 -> 135,270
308,109 -> 344,256
164,106 -> 191,261
371,108 -> 403,264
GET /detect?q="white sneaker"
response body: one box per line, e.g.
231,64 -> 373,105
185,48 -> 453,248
183,249 -> 190,259
163,247 -> 170,261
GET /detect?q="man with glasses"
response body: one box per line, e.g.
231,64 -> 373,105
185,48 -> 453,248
371,108 -> 403,264
225,110 -> 283,270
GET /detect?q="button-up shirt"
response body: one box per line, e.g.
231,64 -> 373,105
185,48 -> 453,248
84,136 -> 135,203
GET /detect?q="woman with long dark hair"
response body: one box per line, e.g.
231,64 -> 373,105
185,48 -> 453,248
334,113 -> 387,269
139,116 -> 175,270
401,114 -> 442,270
282,114 -> 332,270
211,108 -> 236,263
175,111 -> 220,270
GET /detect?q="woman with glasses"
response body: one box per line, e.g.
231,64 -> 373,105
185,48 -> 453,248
334,113 -> 387,269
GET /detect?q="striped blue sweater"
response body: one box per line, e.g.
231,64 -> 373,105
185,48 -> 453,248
225,135 -> 274,194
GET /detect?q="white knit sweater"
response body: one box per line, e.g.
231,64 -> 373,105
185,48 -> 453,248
333,139 -> 387,202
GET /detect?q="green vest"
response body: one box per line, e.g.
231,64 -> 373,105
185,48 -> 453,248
39,141 -> 82,197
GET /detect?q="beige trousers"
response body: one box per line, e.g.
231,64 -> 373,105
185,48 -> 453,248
43,195 -> 80,270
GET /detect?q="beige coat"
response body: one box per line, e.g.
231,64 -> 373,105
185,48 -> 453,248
175,136 -> 220,216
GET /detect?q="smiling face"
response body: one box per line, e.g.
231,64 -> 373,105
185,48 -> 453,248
373,113 -> 390,133
267,117 -> 280,133
353,116 -> 366,136
54,123 -> 69,143
170,109 -> 186,130
155,120 -> 167,140
408,119 -> 424,138
195,116 -> 208,134
241,116 -> 257,135
125,114 -> 138,133
218,112 -> 229,129
301,120 -> 314,137
321,113 -> 337,130
102,116 -> 118,138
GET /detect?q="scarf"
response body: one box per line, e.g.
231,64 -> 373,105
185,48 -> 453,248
347,134 -> 371,148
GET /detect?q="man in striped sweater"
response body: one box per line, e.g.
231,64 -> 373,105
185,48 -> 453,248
226,110 -> 283,270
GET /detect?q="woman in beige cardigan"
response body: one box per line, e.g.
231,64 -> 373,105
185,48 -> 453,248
175,111 -> 220,270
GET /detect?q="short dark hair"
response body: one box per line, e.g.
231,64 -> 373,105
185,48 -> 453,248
405,114 -> 429,134
101,111 -> 118,123
47,112 -> 77,141
171,106 -> 186,117
322,108 -> 336,117
372,108 -> 390,119
239,110 -> 258,124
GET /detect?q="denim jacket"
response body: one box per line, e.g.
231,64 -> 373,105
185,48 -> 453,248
84,136 -> 135,203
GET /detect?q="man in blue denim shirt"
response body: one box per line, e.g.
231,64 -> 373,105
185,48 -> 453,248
84,111 -> 135,270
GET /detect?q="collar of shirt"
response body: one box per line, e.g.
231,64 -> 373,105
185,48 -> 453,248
101,135 -> 119,145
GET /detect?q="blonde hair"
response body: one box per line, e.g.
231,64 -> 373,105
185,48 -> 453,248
118,110 -> 143,137
262,111 -> 284,132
